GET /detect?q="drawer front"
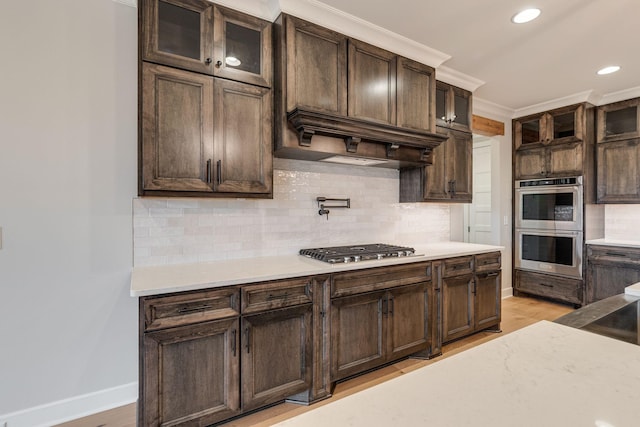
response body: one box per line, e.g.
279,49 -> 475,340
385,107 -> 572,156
588,245 -> 640,265
475,251 -> 501,273
331,262 -> 431,298
515,270 -> 583,305
442,256 -> 474,278
242,278 -> 313,314
143,287 -> 240,332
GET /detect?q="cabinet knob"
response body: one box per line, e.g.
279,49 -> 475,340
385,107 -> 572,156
205,57 -> 212,65
215,60 -> 223,68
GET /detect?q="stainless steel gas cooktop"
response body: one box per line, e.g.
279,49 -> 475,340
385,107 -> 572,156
299,243 -> 416,264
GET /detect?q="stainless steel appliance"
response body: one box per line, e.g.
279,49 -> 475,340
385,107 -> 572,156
515,176 -> 584,278
299,243 -> 416,264
515,229 -> 583,278
515,176 -> 583,230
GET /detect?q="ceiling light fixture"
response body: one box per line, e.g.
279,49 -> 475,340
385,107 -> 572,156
597,65 -> 621,75
512,8 -> 541,24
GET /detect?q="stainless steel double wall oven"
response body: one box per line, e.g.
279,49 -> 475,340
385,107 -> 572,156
515,177 -> 584,278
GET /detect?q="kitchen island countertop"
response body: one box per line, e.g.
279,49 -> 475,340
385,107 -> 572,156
130,242 -> 502,297
273,320 -> 640,427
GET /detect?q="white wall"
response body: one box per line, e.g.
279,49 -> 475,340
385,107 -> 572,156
0,0 -> 138,423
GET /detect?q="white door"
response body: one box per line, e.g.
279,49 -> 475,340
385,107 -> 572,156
464,138 -> 493,244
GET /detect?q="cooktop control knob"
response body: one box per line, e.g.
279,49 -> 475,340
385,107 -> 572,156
344,257 -> 351,263
353,255 -> 361,262
377,253 -> 384,260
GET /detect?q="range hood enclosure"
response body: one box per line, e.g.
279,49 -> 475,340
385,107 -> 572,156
273,14 -> 447,169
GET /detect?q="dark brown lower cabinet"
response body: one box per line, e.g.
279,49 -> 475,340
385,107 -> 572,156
141,318 -> 241,426
586,245 -> 640,304
442,273 -> 474,342
241,304 -> 313,411
330,281 -> 433,382
514,269 -> 583,306
441,252 -> 502,343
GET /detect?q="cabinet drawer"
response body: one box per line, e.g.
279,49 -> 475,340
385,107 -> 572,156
441,256 -> 474,278
475,251 -> 501,273
142,287 -> 240,332
515,270 -> 582,305
588,245 -> 640,265
331,262 -> 431,298
241,278 -> 313,314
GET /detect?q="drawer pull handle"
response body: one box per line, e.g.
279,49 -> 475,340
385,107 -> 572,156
231,329 -> 237,357
539,283 -> 553,288
245,327 -> 251,353
266,292 -> 289,301
177,304 -> 213,314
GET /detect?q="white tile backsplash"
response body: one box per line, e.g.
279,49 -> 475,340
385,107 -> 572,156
133,159 -> 451,266
604,204 -> 640,241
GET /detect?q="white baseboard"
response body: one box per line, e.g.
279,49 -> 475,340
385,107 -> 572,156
502,287 -> 514,299
0,382 -> 137,427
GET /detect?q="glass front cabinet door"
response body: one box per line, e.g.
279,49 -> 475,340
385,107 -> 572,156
142,0 -> 216,74
597,98 -> 640,143
142,0 -> 272,87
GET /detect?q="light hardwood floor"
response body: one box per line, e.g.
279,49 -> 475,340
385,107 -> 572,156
56,295 -> 572,427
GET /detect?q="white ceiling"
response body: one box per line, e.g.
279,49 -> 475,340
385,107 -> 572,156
314,0 -> 640,112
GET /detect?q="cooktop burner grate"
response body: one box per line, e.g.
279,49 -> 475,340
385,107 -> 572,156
299,243 -> 416,264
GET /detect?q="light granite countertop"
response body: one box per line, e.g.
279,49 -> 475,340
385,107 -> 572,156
586,238 -> 640,249
130,242 -> 503,297
274,320 -> 640,427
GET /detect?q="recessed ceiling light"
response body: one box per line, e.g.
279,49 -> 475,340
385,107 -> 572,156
597,65 -> 621,75
512,8 -> 541,24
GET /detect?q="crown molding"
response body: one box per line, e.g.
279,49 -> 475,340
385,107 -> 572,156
277,0 -> 450,68
598,86 -> 640,106
514,90 -> 599,118
437,65 -> 485,93
473,97 -> 514,121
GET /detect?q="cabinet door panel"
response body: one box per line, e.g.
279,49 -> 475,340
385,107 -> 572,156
214,78 -> 272,194
241,304 -> 312,411
475,271 -> 501,330
387,282 -> 430,359
141,62 -> 214,193
285,15 -> 347,114
514,147 -> 547,179
449,130 -> 472,201
348,39 -> 397,125
142,0 -> 215,74
424,137 -> 449,200
442,274 -> 474,343
141,318 -> 240,426
213,5 -> 272,87
597,138 -> 640,203
547,142 -> 583,177
330,291 -> 385,381
397,58 -> 435,132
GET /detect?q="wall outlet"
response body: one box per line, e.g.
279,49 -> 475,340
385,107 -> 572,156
503,216 -> 509,226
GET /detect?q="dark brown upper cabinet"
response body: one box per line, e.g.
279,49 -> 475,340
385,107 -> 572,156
212,5 -> 272,87
142,0 -> 216,74
140,63 -> 272,197
274,14 -> 444,168
399,128 -> 472,203
513,103 -> 595,181
514,104 -> 585,150
436,81 -> 472,133
142,0 -> 272,87
347,39 -> 397,126
397,58 -> 437,133
141,62 -> 215,194
280,14 -> 348,115
596,97 -> 640,143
